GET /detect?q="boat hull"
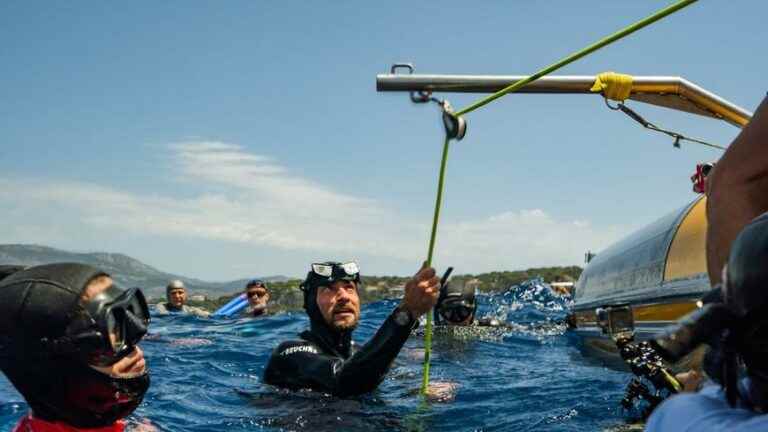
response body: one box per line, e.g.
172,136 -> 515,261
570,196 -> 711,354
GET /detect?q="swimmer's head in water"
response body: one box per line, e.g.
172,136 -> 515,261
167,279 -> 187,308
437,280 -> 477,325
0,263 -> 150,428
245,279 -> 270,311
300,262 -> 361,332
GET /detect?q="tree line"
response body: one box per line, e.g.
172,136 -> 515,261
172,265 -> 583,313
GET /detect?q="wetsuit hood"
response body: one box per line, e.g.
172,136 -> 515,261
0,263 -> 149,429
0,263 -> 104,340
725,211 -> 768,317
435,279 -> 477,324
712,212 -> 768,408
300,262 -> 361,357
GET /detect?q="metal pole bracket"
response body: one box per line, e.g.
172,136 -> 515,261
441,100 -> 467,141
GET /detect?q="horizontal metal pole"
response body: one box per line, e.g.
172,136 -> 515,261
376,74 -> 752,127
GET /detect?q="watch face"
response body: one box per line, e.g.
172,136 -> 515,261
395,309 -> 412,326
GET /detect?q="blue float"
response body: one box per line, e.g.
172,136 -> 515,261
213,293 -> 248,317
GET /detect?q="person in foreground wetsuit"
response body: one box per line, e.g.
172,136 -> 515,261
242,279 -> 270,317
645,212 -> 768,431
0,263 -> 151,432
263,261 -> 439,396
154,279 -> 210,318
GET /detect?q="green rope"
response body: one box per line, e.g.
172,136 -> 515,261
420,133 -> 451,396
455,0 -> 699,117
417,0 -> 699,399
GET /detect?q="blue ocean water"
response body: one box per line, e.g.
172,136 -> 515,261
0,280 -> 634,431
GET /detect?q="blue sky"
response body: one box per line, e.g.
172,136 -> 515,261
1,1 -> 764,280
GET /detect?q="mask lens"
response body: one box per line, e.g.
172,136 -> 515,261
312,264 -> 333,277
106,311 -> 124,351
103,288 -> 149,353
341,262 -> 359,276
440,304 -> 473,323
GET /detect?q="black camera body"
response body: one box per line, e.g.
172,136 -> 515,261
595,304 -> 681,418
595,304 -> 635,343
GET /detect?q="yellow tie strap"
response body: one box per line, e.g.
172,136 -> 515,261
590,71 -> 634,102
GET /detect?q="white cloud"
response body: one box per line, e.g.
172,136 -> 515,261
437,209 -> 628,272
0,141 -> 631,275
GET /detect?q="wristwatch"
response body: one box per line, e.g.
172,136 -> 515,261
393,305 -> 415,327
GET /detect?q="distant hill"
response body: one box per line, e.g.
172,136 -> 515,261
0,244 -> 288,299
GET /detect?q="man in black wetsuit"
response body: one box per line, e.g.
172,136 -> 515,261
263,261 -> 440,396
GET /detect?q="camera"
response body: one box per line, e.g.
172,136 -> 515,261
595,304 -> 681,419
596,304 -> 635,342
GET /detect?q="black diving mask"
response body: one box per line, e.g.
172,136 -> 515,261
45,286 -> 150,366
439,302 -> 475,324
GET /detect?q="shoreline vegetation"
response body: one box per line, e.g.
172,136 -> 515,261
162,266 -> 583,314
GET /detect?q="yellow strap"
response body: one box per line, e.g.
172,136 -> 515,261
590,71 -> 634,102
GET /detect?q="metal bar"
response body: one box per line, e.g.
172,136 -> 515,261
376,74 -> 752,127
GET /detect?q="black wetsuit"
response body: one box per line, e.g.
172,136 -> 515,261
263,309 -> 416,397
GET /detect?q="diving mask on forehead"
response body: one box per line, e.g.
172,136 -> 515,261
311,262 -> 360,280
45,285 -> 150,366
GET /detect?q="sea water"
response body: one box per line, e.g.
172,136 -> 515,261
0,280 -> 634,431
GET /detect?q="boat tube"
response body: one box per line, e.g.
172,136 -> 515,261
570,196 -> 711,353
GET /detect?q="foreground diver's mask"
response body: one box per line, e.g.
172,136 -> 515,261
0,263 -> 151,428
45,285 -> 150,367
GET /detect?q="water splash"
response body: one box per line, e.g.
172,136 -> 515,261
486,277 -> 573,321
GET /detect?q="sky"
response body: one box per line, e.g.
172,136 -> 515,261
1,1 -> 765,281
